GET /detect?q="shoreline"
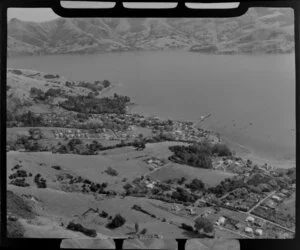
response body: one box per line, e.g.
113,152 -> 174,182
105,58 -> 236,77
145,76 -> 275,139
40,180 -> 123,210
218,133 -> 295,169
128,104 -> 295,169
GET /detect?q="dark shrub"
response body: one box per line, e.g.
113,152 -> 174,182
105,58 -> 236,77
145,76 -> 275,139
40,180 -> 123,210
10,178 -> 30,187
12,69 -> 22,75
177,177 -> 186,185
9,170 -> 28,179
123,183 -> 133,190
66,222 -> 97,237
100,211 -> 108,218
12,164 -> 22,171
105,167 -> 118,176
51,165 -> 61,170
181,223 -> 194,232
106,214 -> 126,229
34,174 -> 47,188
194,217 -> 214,233
44,74 -> 58,79
212,143 -> 232,157
185,179 -> 205,191
83,179 -> 92,185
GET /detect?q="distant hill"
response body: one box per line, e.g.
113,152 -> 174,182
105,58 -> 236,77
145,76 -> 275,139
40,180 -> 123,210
8,8 -> 294,56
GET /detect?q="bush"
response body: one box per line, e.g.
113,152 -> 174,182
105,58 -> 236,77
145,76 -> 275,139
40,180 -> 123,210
10,178 -> 30,187
106,214 -> 126,229
185,179 -> 205,191
51,165 -> 61,170
9,170 -> 28,179
66,222 -> 97,237
34,174 -> 47,188
211,143 -> 232,157
105,167 -> 118,176
123,183 -> 133,190
100,211 -> 108,218
181,223 -> 194,232
44,74 -> 58,79
177,177 -> 186,185
194,217 -> 214,233
11,69 -> 22,75
12,164 -> 22,171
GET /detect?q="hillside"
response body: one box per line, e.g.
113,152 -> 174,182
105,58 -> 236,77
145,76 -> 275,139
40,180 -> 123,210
6,68 -> 114,115
8,8 -> 294,56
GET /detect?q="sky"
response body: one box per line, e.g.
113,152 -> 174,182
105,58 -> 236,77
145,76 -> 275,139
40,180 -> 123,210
8,2 -> 240,22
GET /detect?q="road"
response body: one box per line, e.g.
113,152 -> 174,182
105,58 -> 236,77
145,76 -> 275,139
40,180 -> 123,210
218,226 -> 252,239
247,190 -> 276,213
247,212 -> 295,234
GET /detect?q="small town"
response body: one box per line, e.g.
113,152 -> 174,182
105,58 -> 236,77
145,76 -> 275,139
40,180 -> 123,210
6,68 -> 295,240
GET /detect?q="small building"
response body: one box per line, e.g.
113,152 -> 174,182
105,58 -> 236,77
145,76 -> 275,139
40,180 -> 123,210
146,183 -> 155,189
281,189 -> 289,194
265,200 -> 276,209
245,227 -> 253,234
255,229 -> 263,236
246,216 -> 255,223
235,222 -> 243,230
271,195 -> 282,202
277,192 -> 286,198
254,219 -> 264,227
216,216 -> 226,226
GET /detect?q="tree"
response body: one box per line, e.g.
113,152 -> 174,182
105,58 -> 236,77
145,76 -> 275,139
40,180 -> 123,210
186,179 -> 205,191
106,214 -> 126,229
211,143 -> 232,157
194,217 -> 214,233
135,222 -> 139,234
105,167 -> 118,176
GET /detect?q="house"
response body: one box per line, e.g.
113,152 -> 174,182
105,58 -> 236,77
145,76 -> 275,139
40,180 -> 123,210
265,199 -> 276,209
189,207 -> 196,215
281,189 -> 289,194
245,227 -> 253,234
235,222 -> 243,230
254,219 -> 264,227
277,192 -> 286,198
216,216 -> 226,226
255,229 -> 263,236
271,195 -> 282,202
246,216 -> 255,223
146,183 -> 155,189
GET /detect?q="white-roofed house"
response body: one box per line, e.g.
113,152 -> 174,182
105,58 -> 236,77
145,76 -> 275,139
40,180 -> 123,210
245,227 -> 253,235
255,229 -> 263,236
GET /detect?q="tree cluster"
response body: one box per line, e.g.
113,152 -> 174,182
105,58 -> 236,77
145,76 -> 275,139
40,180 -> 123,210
185,178 -> 205,191
171,187 -> 197,203
66,222 -> 97,237
208,176 -> 246,197
106,214 -> 126,229
34,174 -> 47,188
104,167 -> 119,176
59,93 -> 130,114
169,142 -> 232,169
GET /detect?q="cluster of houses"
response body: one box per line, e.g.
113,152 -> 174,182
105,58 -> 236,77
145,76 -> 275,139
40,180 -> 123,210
40,112 -> 80,128
261,188 -> 294,210
144,157 -> 166,171
34,109 -> 226,148
215,215 -> 264,237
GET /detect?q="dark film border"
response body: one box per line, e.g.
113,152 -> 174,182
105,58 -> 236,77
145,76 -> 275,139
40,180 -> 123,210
0,0 -> 298,250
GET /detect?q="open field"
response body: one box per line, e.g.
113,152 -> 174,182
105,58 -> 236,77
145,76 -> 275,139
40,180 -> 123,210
149,164 -> 235,187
